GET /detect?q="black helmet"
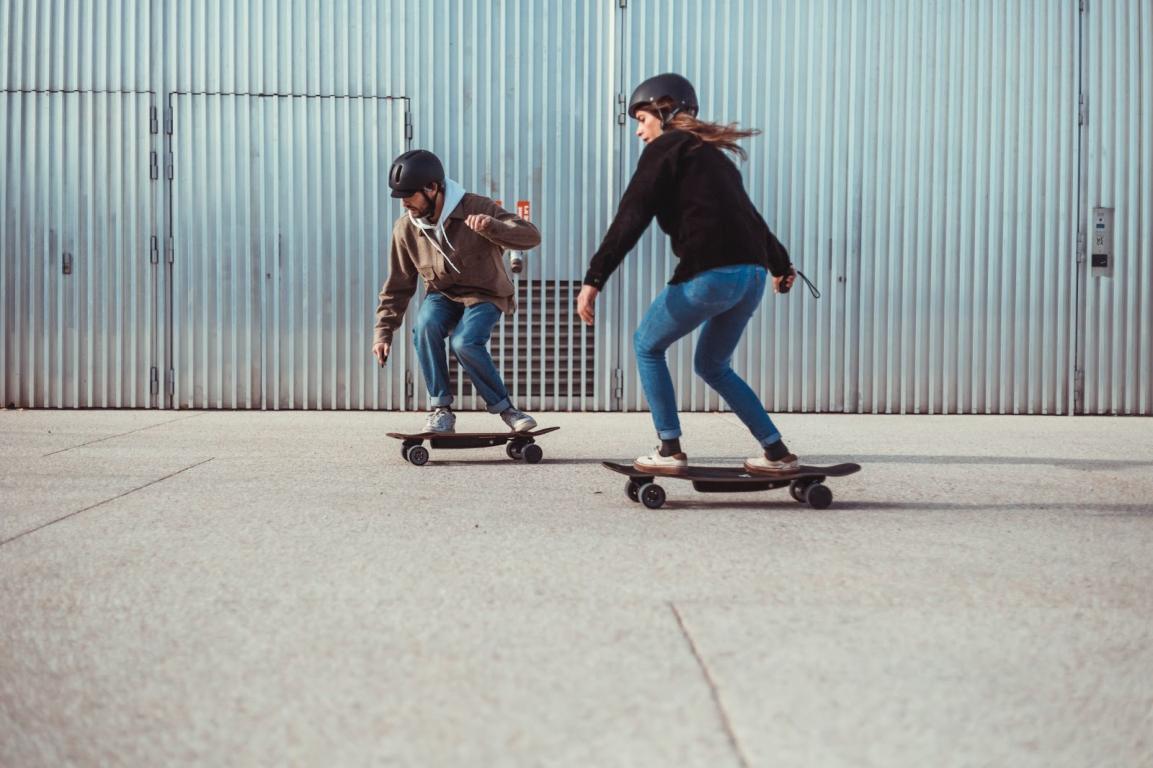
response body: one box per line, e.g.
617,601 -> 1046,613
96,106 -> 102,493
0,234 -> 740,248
627,73 -> 699,124
388,149 -> 445,198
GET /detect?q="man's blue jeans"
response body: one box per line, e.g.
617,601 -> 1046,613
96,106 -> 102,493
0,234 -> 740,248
634,264 -> 782,446
413,292 -> 511,413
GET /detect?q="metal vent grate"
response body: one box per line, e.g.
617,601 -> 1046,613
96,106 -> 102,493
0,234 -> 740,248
449,279 -> 595,407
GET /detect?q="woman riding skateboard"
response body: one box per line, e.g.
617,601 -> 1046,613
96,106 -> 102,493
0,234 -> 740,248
576,73 -> 800,476
373,149 -> 541,434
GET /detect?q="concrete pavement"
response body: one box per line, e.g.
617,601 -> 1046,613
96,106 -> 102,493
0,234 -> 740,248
2,409 -> 1151,767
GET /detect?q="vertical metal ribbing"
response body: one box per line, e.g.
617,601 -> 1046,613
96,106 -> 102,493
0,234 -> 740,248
0,91 -> 155,408
615,0 -> 1081,416
1080,0 -> 1153,414
170,94 -> 406,410
6,0 -> 1147,415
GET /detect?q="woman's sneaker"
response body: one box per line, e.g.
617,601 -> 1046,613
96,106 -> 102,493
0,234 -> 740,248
744,453 -> 799,475
423,407 -> 456,433
634,447 -> 688,475
500,407 -> 537,432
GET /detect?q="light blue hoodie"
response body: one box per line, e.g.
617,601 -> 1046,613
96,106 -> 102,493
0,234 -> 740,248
408,178 -> 465,274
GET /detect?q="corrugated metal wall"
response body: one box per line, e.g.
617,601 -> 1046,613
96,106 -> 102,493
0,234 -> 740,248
618,0 -> 1081,415
396,0 -> 619,412
169,94 -> 407,409
1,91 -> 158,408
1080,0 -> 1153,415
163,0 -> 617,412
3,1 -> 1150,414
1,0 -> 159,408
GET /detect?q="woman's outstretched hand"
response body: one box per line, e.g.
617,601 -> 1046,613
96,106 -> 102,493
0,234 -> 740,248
577,285 -> 599,325
773,267 -> 797,294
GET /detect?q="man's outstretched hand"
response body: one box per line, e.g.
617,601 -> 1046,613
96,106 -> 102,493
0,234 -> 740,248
577,285 -> 599,326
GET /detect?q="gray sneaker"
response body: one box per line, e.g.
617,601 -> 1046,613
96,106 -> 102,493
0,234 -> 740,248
500,406 -> 537,433
423,407 -> 456,433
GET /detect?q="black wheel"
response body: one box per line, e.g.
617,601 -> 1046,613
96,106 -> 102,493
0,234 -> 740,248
522,443 -> 543,464
806,482 -> 833,510
789,480 -> 807,503
407,445 -> 430,466
506,443 -> 523,460
625,480 -> 640,503
639,482 -> 666,510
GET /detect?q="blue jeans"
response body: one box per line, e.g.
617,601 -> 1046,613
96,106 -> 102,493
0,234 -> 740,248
634,264 -> 782,446
413,293 -> 511,413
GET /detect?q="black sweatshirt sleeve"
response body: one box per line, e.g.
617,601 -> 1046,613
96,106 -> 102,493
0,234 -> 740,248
582,139 -> 671,289
764,219 -> 792,277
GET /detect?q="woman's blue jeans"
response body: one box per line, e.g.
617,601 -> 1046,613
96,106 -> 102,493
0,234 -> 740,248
413,292 -> 511,413
633,264 -> 782,446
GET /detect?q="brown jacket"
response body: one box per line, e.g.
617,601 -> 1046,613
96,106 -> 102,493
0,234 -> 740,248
374,193 -> 541,345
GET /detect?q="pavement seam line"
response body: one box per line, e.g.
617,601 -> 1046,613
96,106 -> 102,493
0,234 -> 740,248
0,457 -> 215,547
41,413 -> 208,457
669,601 -> 751,768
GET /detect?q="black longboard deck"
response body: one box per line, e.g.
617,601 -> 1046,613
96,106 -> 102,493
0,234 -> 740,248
602,461 -> 861,508
603,461 -> 859,487
389,427 -> 560,465
388,426 -> 559,447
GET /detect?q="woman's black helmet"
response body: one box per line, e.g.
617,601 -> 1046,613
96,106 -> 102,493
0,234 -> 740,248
627,73 -> 699,124
389,149 -> 445,198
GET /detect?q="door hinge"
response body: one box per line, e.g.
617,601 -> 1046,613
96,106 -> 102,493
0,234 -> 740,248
166,151 -> 174,180
1076,229 -> 1086,263
404,108 -> 413,141
150,106 -> 159,134
613,367 -> 624,400
616,93 -> 627,126
1079,0 -> 1087,13
166,236 -> 174,264
1078,93 -> 1087,126
150,366 -> 160,395
150,151 -> 159,180
1073,367 -> 1085,413
404,370 -> 414,399
619,0 -> 627,8
165,105 -> 174,135
167,369 -> 175,397
150,235 -> 159,264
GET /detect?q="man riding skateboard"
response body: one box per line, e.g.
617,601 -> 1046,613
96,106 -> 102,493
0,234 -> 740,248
373,149 -> 541,434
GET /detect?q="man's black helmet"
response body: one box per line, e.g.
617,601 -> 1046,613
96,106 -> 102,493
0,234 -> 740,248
627,73 -> 699,124
388,149 -> 445,198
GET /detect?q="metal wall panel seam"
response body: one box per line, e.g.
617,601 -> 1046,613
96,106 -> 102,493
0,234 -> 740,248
1134,0 -> 1149,415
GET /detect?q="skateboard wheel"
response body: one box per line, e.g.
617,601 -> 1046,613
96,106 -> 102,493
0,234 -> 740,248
639,482 -> 666,510
407,445 -> 430,466
506,443 -> 523,460
522,444 -> 543,464
806,483 -> 832,510
788,480 -> 806,503
402,445 -> 411,461
625,480 -> 640,503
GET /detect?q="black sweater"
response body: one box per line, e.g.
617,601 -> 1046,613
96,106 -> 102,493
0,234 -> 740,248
583,130 -> 791,289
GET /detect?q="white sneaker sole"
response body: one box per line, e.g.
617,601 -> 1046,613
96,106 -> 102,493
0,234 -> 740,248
633,460 -> 688,476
